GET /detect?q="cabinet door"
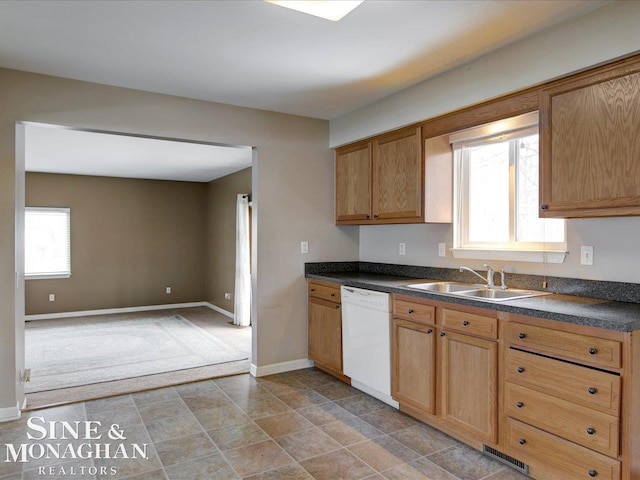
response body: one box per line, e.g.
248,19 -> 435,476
335,141 -> 372,223
372,126 -> 423,221
440,331 -> 498,443
540,57 -> 640,217
308,297 -> 343,373
392,318 -> 436,414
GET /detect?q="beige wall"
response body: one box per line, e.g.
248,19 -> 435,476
206,168 -> 251,313
25,173 -> 207,315
0,68 -> 360,412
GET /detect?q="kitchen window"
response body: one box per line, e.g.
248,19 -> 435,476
25,207 -> 71,279
451,112 -> 566,263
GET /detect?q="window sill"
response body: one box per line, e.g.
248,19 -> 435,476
451,248 -> 566,264
26,273 -> 71,280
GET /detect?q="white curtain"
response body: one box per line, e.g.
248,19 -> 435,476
234,194 -> 251,327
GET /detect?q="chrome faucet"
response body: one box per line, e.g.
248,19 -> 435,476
459,264 -> 497,288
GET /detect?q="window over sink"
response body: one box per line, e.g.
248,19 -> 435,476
450,112 -> 566,263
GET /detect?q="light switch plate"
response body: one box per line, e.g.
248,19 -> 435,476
399,243 -> 406,255
580,245 -> 594,265
301,241 -> 309,254
438,243 -> 446,257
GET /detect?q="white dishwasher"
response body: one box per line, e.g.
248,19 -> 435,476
341,286 -> 399,408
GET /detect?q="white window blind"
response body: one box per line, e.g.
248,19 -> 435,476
25,207 -> 71,278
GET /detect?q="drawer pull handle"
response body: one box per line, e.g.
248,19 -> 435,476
588,387 -> 597,395
518,438 -> 526,445
408,309 -> 414,314
427,329 -> 433,334
518,332 -> 526,339
517,367 -> 525,373
588,470 -> 597,478
589,347 -> 597,355
516,401 -> 524,408
586,427 -> 596,435
462,320 -> 469,326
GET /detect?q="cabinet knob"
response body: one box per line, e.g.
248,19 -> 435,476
541,204 -> 548,210
440,332 -> 446,337
335,305 -> 340,310
589,347 -> 597,355
366,215 -> 370,219
586,427 -> 596,435
427,329 -> 433,334
373,214 -> 379,219
330,293 -> 336,297
462,320 -> 469,326
588,470 -> 597,478
516,401 -> 524,408
518,332 -> 526,339
408,309 -> 414,314
517,366 -> 525,373
310,288 -> 316,292
518,438 -> 526,445
588,387 -> 597,395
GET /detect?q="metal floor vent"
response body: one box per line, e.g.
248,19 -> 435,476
482,444 -> 529,475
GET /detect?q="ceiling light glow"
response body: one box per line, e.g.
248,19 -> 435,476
265,1 -> 364,22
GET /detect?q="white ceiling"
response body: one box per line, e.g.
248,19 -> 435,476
5,1 -> 608,182
25,124 -> 253,183
0,0 -> 608,120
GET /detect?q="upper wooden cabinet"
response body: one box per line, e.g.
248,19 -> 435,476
335,126 -> 452,225
540,56 -> 640,218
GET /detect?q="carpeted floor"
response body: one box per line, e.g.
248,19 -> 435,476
24,307 -> 252,409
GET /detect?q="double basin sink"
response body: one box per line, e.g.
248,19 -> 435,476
405,281 -> 550,302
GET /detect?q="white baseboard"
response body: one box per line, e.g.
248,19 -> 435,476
0,402 -> 21,423
203,302 -> 235,320
251,358 -> 314,377
25,302 -> 210,321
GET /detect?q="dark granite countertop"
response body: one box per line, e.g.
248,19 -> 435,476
306,267 -> 640,332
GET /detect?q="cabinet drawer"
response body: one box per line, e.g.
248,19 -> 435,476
505,382 -> 619,457
441,309 -> 497,339
393,299 -> 435,325
507,418 -> 620,480
506,348 -> 620,416
506,322 -> 621,369
308,282 -> 341,303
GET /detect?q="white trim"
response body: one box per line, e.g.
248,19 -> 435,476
25,302 -> 210,321
250,358 -> 315,377
451,248 -> 567,264
204,302 -> 235,320
0,402 -> 21,423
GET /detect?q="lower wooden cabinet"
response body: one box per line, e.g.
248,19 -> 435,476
440,330 -> 498,444
391,318 -> 436,414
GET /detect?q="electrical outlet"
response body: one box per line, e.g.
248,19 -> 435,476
166,286 -> 171,294
399,243 -> 406,255
301,241 -> 309,254
438,243 -> 446,257
48,293 -> 55,302
581,245 -> 594,265
224,292 -> 232,300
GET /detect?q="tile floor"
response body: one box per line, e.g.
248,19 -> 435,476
1,368 -> 529,480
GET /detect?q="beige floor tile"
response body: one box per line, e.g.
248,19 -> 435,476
390,423 -> 458,456
164,452 -> 239,480
277,388 -> 330,409
299,448 -> 376,480
348,435 -> 421,472
293,370 -> 336,388
154,432 -> 218,468
254,411 -> 314,438
428,443 -> 504,480
85,395 -> 135,415
89,406 -> 142,435
320,416 -> 385,446
22,458 -> 96,480
483,466 -> 531,479
174,380 -> 221,398
145,413 -> 204,443
242,463 -> 312,480
223,439 -> 294,477
382,457 -> 460,480
214,374 -> 259,391
360,408 -> 420,434
335,393 -> 389,416
131,387 -> 180,406
208,422 -> 269,451
311,382 -> 360,401
117,470 -> 168,480
297,402 -> 355,426
181,391 -> 232,412
236,395 -> 293,419
137,398 -> 191,424
275,427 -> 342,461
193,403 -> 253,431
257,376 -> 307,395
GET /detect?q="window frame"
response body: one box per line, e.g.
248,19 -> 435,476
25,206 -> 72,280
451,112 -> 567,263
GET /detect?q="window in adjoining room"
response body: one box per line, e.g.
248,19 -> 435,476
451,112 -> 566,263
25,207 -> 71,279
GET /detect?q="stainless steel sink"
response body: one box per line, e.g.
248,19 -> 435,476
405,281 -> 550,302
406,282 -> 477,293
456,288 -> 550,302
